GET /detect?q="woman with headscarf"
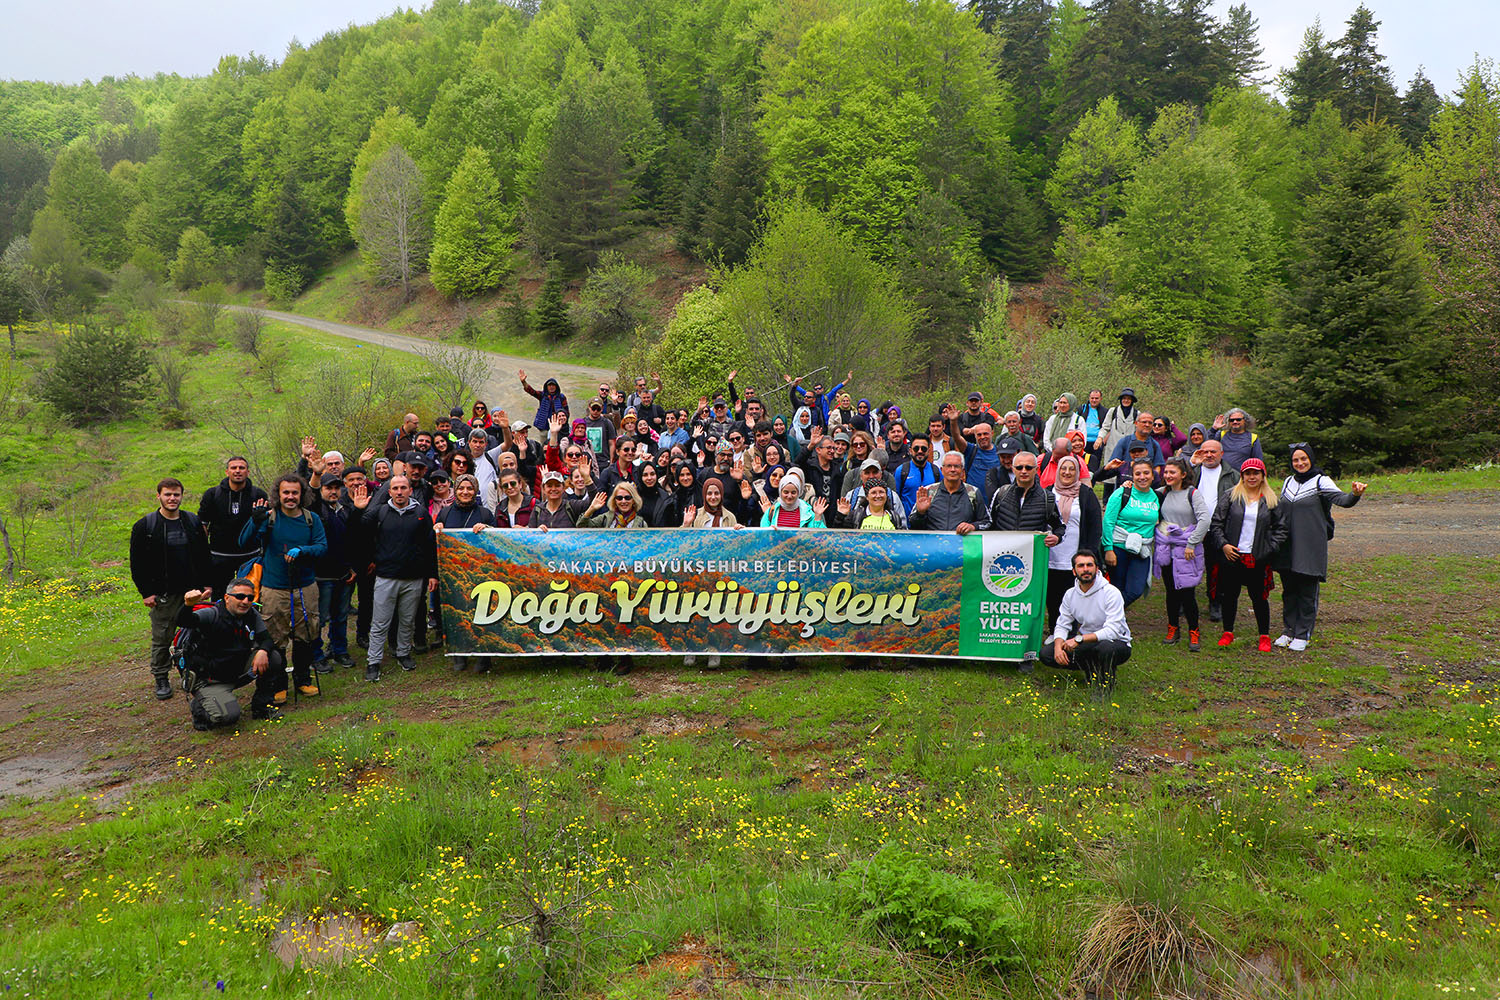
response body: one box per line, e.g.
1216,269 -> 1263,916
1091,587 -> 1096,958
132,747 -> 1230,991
1045,455 -> 1103,630
789,406 -> 815,462
1274,443 -> 1366,651
1208,458 -> 1288,652
520,371 -> 569,432
1154,457 -> 1212,651
879,404 -> 906,441
1039,437 -> 1071,487
1184,423 -> 1210,464
436,474 -> 495,532
1016,394 -> 1045,444
633,463 -> 678,527
771,415 -> 791,453
1043,393 -> 1087,447
689,476 -> 740,528
370,457 -> 392,487
850,399 -> 874,434
1151,416 -> 1189,459
580,482 -> 648,528
758,469 -> 827,528
671,462 -> 700,514
1065,430 -> 1093,483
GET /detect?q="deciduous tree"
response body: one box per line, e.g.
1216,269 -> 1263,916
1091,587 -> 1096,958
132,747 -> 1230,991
356,144 -> 427,300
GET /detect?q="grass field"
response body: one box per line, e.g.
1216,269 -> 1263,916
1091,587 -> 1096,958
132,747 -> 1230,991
0,322 -> 1496,998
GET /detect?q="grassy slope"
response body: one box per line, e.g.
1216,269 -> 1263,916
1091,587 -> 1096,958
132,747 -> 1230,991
0,327 -> 1496,998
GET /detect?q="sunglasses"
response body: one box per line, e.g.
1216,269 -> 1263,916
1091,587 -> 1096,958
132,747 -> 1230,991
565,450 -> 583,459
503,481 -> 521,489
226,592 -> 254,602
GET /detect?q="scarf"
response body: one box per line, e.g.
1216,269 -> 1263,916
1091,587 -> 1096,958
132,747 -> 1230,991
1052,456 -> 1083,523
1289,443 -> 1320,484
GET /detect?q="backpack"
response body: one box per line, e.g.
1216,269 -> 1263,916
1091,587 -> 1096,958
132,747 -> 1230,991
170,601 -> 217,692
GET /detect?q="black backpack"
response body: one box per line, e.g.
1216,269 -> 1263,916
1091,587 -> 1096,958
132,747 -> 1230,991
170,602 -> 215,692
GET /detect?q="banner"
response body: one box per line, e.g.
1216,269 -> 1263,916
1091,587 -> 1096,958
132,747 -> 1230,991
437,529 -> 1047,661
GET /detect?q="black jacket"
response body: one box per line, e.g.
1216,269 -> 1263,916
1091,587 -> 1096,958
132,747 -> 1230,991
197,478 -> 268,556
350,499 -> 439,580
1054,487 -> 1104,557
1208,492 -> 1288,564
312,501 -> 351,580
440,502 -> 496,530
176,601 -> 274,686
987,482 -> 1065,536
129,510 -> 212,599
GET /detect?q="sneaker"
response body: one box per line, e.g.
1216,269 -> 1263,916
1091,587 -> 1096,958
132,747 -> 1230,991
1273,634 -> 1292,648
412,642 -> 430,655
1257,635 -> 1272,652
333,652 -> 354,666
365,663 -> 382,682
1188,629 -> 1201,652
315,659 -> 337,674
297,684 -> 320,697
1217,632 -> 1235,647
1163,625 -> 1180,645
251,706 -> 284,722
396,654 -> 416,672
154,677 -> 174,700
1289,638 -> 1308,651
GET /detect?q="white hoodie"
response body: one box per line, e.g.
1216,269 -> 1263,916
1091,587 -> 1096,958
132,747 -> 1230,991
1053,577 -> 1132,644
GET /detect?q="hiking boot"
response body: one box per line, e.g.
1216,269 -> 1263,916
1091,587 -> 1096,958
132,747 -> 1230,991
412,642 -> 430,655
1188,629 -> 1201,652
1217,631 -> 1235,647
1163,625 -> 1180,645
192,717 -> 212,731
1257,635 -> 1273,652
1273,634 -> 1292,648
1208,604 -> 1222,622
396,654 -> 416,672
1289,638 -> 1309,652
251,706 -> 284,722
333,651 -> 354,666
365,662 -> 382,682
273,688 -> 287,704
154,677 -> 174,700
297,684 -> 320,697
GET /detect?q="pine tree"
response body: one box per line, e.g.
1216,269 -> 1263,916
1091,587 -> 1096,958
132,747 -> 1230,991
972,0 -> 1057,156
532,261 -> 574,339
1222,3 -> 1266,86
1333,5 -> 1398,124
894,190 -> 989,383
1055,0 -> 1169,130
525,91 -> 642,273
1398,70 -> 1444,149
1279,22 -> 1341,127
699,125 -> 767,268
430,147 -> 515,298
1246,123 -> 1437,472
1159,0 -> 1234,108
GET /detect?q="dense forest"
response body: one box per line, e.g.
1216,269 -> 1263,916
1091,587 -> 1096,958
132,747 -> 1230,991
0,0 -> 1496,467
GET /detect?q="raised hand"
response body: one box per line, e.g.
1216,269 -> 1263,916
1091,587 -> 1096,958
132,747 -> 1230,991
727,369 -> 738,382
837,497 -> 851,515
517,369 -> 527,382
1351,481 -> 1368,495
759,495 -> 774,514
812,497 -> 828,517
301,435 -> 317,459
683,505 -> 697,526
914,489 -> 931,513
740,479 -> 753,498
359,446 -> 378,464
587,492 -> 608,513
349,482 -> 371,509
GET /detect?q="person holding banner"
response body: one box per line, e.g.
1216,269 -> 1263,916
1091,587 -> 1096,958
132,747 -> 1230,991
759,470 -> 827,528
580,483 -> 649,528
1046,455 -> 1102,630
910,452 -> 989,534
1040,550 -> 1132,697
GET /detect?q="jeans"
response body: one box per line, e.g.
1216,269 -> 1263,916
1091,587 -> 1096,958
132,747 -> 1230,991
1109,552 -> 1152,606
316,577 -> 352,658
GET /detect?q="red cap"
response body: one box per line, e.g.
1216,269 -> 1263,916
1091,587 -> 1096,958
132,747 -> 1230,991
1240,458 -> 1266,474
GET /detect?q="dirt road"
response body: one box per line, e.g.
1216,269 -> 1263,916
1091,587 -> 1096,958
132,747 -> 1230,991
1329,489 -> 1500,559
225,305 -> 618,422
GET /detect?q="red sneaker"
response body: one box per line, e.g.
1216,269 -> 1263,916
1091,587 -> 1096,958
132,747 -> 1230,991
1257,635 -> 1272,652
1217,632 -> 1235,647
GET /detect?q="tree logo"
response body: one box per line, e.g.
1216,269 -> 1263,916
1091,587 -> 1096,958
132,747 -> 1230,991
981,544 -> 1031,598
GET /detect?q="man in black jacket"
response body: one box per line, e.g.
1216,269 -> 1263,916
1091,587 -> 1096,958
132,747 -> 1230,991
197,457 -> 268,598
348,476 -> 438,682
176,579 -> 286,728
130,478 -> 213,701
987,453 -> 1064,544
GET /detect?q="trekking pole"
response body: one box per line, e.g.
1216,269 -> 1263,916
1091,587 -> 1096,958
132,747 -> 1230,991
793,365 -> 829,384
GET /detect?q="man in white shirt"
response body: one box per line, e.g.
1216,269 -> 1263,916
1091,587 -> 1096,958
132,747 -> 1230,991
1191,440 -> 1238,622
1040,549 -> 1133,699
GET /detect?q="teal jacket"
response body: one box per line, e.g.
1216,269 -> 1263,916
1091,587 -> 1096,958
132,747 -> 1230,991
1102,484 -> 1160,557
238,507 -> 327,590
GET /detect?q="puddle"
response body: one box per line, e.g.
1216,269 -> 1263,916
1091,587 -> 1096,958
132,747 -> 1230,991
0,753 -> 90,800
270,913 -> 383,968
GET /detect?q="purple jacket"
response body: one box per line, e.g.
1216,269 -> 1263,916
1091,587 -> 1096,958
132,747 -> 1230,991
1153,521 -> 1204,588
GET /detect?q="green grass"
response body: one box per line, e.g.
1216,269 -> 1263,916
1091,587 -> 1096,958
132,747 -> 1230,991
1363,465 -> 1499,496
1,324 -> 1498,997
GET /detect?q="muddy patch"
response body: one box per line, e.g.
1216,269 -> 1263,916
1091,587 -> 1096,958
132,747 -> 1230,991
635,934 -> 738,995
270,912 -> 384,968
0,753 -> 93,800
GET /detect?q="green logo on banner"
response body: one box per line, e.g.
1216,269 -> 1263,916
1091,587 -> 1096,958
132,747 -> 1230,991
959,532 -> 1047,660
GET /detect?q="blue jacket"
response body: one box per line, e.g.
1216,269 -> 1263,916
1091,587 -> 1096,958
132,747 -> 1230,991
238,506 -> 327,591
964,442 -> 1000,496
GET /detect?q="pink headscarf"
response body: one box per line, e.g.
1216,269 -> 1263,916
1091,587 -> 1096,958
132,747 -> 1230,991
1052,455 -> 1084,523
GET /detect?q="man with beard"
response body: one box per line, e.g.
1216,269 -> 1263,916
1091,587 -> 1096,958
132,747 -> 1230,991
1040,550 -> 1132,697
131,478 -> 213,701
198,457 -> 268,598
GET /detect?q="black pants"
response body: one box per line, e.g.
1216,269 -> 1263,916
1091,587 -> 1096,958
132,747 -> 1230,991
1280,571 -> 1321,640
1220,561 -> 1271,635
207,554 -> 250,601
240,648 -> 288,712
1045,568 -> 1075,632
1161,562 -> 1200,630
1039,637 -> 1133,675
354,569 -> 375,646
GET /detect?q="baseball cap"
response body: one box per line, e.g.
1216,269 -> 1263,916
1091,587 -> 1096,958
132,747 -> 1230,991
510,419 -> 529,433
833,432 -> 851,444
1240,457 -> 1266,474
428,470 -> 450,482
400,451 -> 428,467
860,458 -> 882,473
540,469 -> 565,484
450,407 -> 464,418
967,391 -> 983,401
1127,439 -> 1150,452
996,438 -> 1022,455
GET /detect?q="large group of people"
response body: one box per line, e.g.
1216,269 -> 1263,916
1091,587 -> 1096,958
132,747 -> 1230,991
129,371 -> 1367,729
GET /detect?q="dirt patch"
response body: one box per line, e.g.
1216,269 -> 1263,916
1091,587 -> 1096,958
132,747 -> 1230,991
1330,491 -> 1500,559
0,753 -> 93,800
635,934 -> 739,997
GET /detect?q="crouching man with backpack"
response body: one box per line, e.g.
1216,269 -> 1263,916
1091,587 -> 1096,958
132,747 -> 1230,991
176,580 -> 287,729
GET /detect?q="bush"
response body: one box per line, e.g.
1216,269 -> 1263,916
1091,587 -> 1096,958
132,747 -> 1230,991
619,287 -> 750,406
232,310 -> 264,357
571,251 -> 653,338
36,319 -> 153,424
262,262 -> 305,302
838,848 -> 1028,969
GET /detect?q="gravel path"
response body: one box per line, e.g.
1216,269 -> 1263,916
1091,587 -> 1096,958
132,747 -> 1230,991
226,304 -> 618,420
